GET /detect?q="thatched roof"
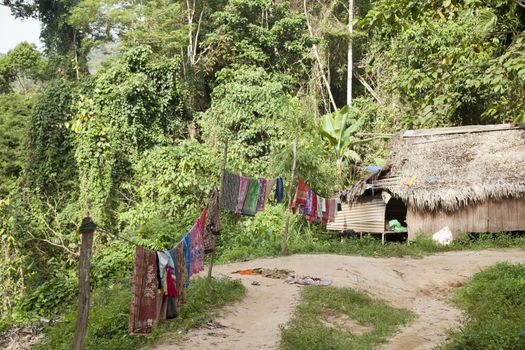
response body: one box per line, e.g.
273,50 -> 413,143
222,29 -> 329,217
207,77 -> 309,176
357,124 -> 525,211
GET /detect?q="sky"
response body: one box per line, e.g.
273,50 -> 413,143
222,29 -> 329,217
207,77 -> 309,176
0,5 -> 42,54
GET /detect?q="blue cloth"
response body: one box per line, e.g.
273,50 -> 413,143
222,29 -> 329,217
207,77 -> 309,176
362,165 -> 382,172
275,177 -> 284,203
183,233 -> 191,287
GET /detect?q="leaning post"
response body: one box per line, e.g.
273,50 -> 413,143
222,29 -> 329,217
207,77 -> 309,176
72,217 -> 96,350
282,135 -> 298,255
208,139 -> 228,278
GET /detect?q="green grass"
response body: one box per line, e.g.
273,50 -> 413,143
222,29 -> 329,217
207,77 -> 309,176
37,276 -> 245,350
280,286 -> 413,350
442,263 -> 525,350
217,232 -> 525,264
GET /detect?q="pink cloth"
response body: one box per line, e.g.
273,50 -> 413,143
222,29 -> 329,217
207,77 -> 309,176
189,218 -> 205,275
235,176 -> 250,213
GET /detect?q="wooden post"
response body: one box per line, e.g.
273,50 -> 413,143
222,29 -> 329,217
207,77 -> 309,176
208,140 -> 228,278
72,217 -> 96,350
282,135 -> 298,255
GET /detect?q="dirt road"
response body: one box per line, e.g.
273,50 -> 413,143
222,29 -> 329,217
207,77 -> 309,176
152,249 -> 524,350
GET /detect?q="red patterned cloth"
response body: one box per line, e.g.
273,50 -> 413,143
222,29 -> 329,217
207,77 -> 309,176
129,246 -> 159,334
292,179 -> 309,213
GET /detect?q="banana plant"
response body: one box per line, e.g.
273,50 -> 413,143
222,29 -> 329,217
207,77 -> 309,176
318,105 -> 365,174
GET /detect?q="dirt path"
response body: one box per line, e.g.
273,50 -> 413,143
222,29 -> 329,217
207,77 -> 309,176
152,249 -> 524,350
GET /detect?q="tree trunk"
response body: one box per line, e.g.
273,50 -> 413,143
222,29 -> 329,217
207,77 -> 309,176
282,135 -> 298,255
347,0 -> 353,106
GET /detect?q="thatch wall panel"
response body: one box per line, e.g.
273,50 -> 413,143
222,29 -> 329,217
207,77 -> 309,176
407,198 -> 525,238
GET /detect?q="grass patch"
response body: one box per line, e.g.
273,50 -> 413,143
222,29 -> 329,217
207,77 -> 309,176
37,276 -> 245,350
280,286 -> 413,350
443,263 -> 525,350
217,232 -> 525,264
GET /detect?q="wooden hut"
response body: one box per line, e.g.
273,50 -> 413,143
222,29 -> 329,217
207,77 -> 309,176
327,124 -> 525,240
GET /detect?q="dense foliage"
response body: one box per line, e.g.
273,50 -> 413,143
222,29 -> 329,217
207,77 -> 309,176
1,0 -> 524,347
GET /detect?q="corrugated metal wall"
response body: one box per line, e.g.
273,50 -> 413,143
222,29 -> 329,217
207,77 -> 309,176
407,197 -> 525,239
327,196 -> 386,233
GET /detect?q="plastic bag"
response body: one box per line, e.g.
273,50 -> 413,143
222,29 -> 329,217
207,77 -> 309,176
432,226 -> 453,245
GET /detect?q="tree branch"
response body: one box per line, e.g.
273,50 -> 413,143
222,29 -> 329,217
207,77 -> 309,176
304,0 -> 337,112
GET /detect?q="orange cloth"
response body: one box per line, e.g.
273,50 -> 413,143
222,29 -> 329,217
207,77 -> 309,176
231,269 -> 261,275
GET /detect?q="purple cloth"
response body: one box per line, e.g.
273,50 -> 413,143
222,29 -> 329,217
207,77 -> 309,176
306,189 -> 314,216
256,178 -> 267,212
236,176 -> 250,213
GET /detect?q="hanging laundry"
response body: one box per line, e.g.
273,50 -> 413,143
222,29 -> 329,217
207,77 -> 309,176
264,178 -> 276,206
165,266 -> 178,319
256,178 -> 267,212
189,218 -> 205,275
316,195 -> 323,222
235,176 -> 250,213
206,188 -> 221,235
221,171 -> 240,212
174,244 -> 187,306
308,192 -> 318,222
129,246 -> 159,334
242,178 -> 260,216
328,198 -> 337,222
183,233 -> 191,287
275,177 -> 284,203
292,179 -> 309,212
156,251 -> 171,290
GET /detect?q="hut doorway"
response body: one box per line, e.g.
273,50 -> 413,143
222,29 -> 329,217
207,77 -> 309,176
385,197 -> 408,232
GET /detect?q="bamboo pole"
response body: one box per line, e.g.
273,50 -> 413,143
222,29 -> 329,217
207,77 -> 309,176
208,139 -> 228,278
72,217 -> 96,350
281,135 -> 298,255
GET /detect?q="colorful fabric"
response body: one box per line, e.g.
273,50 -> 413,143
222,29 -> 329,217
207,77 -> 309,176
129,246 -> 159,334
242,178 -> 260,215
156,251 -> 170,291
317,195 -> 323,222
306,190 -> 314,218
155,289 -> 167,322
292,179 -> 309,213
206,188 -> 220,235
200,208 -> 215,253
275,177 -> 284,203
183,233 -> 191,287
189,218 -> 205,275
166,266 -> 177,297
264,178 -> 276,206
256,178 -> 267,212
322,199 -> 330,224
174,244 -> 187,306
328,199 -> 336,222
309,193 -> 318,222
235,176 -> 250,213
221,171 -> 240,212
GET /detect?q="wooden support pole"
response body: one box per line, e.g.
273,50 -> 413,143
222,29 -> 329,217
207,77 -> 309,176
72,217 -> 96,350
208,139 -> 228,278
282,135 -> 298,255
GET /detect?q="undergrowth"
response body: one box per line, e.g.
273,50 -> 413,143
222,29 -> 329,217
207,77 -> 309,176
36,276 -> 245,350
280,286 -> 413,349
216,208 -> 525,263
443,263 -> 525,349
